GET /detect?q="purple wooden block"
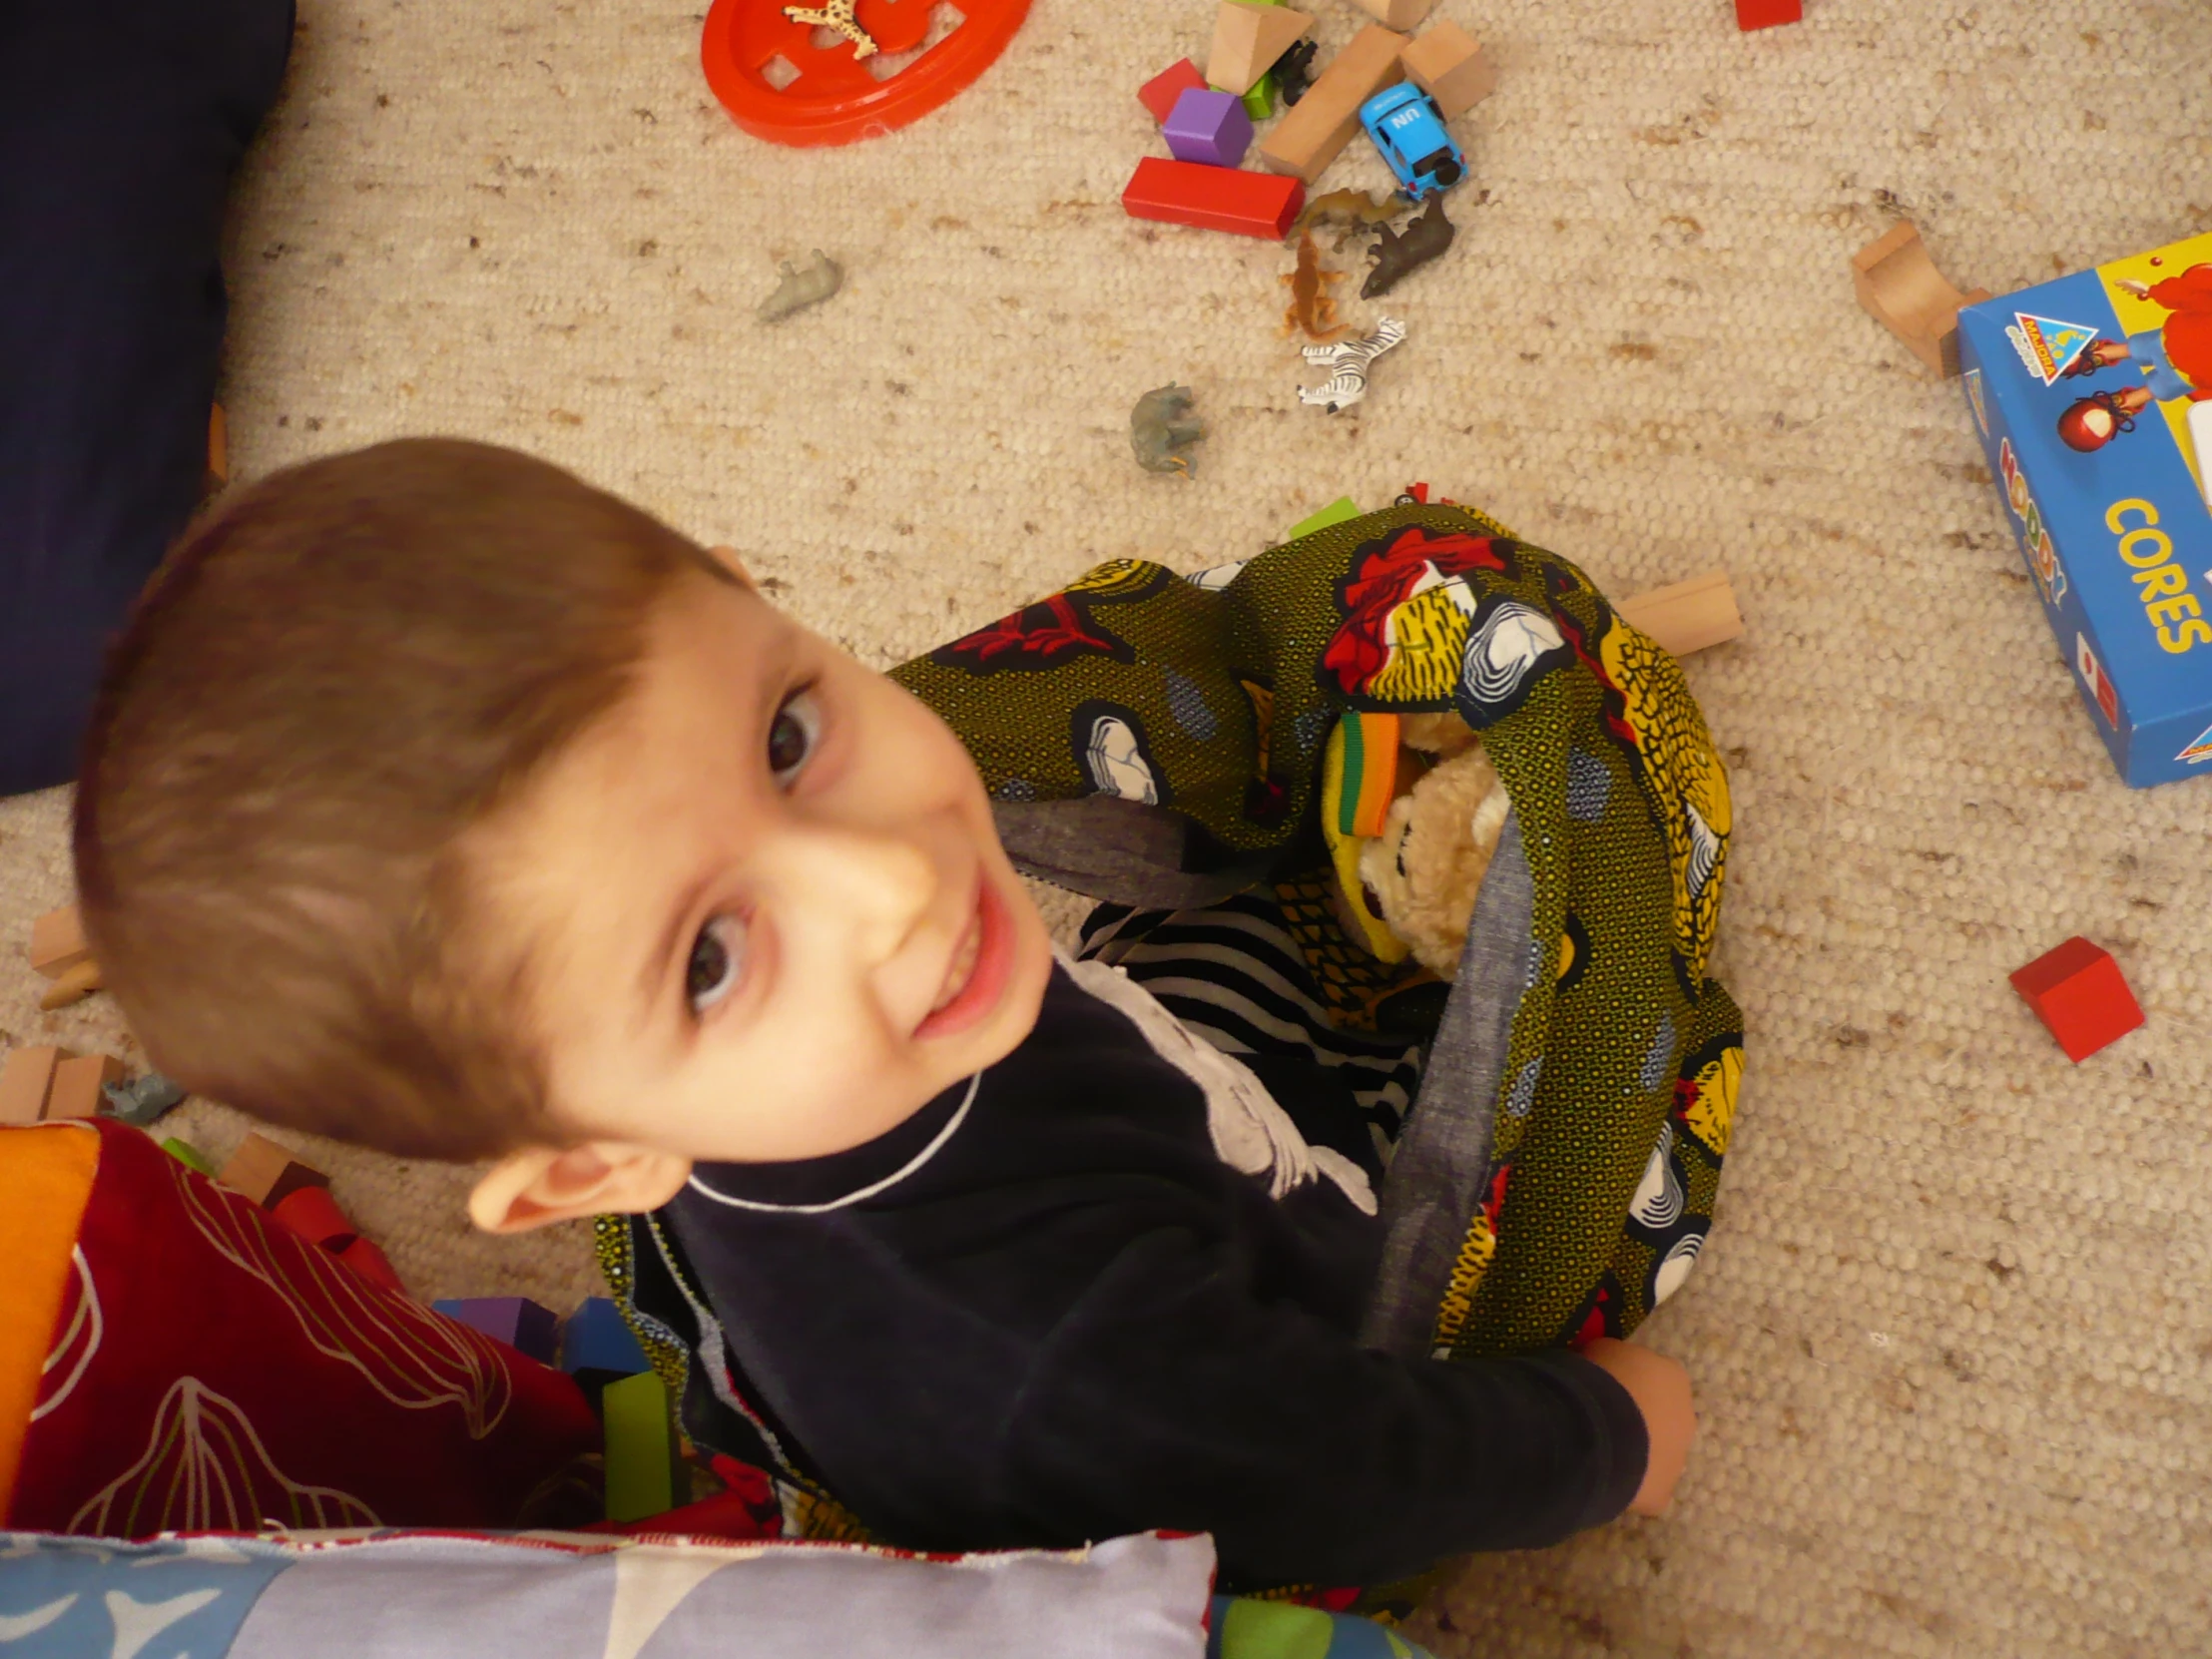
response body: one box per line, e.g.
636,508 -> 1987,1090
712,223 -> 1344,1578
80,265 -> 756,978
433,1295 -> 562,1364
1161,87 -> 1253,169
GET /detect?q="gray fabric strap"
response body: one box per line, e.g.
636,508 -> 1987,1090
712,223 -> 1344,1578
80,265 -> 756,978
993,796 -> 1279,909
1359,811 -> 1533,1360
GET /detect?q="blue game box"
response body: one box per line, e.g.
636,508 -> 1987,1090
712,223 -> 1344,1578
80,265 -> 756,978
1956,230 -> 2212,788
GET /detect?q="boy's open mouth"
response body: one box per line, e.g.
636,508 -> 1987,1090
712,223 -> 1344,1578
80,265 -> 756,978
915,876 -> 1010,1040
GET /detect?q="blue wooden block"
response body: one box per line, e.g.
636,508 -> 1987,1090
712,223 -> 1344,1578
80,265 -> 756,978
561,1296 -> 650,1379
1162,87 -> 1254,169
430,1296 -> 561,1364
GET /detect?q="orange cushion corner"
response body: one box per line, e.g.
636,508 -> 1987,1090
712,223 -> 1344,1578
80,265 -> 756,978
0,1123 -> 102,1521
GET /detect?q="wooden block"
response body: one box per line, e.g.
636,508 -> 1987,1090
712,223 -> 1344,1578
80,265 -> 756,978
1399,20 -> 1494,120
0,1046 -> 71,1127
1257,24 -> 1407,184
38,959 -> 103,1012
1138,58 -> 1208,124
433,1296 -> 563,1364
2010,937 -> 2144,1062
162,1137 -> 218,1176
28,904 -> 91,979
1207,0 -> 1313,97
219,1130 -> 331,1210
562,1297 -> 652,1380
603,1370 -> 681,1523
46,1054 -> 125,1122
1851,222 -> 1990,378
1354,0 -> 1435,28
272,1185 -> 360,1252
1285,496 -> 1362,539
1736,0 -> 1802,28
337,1236 -> 406,1295
1615,570 -> 1744,658
1123,157 -> 1307,240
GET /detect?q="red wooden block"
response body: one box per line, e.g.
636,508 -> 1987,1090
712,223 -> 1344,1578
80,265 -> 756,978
1122,157 -> 1305,241
338,1235 -> 406,1295
1139,59 -> 1210,124
1735,0 -> 1801,27
2009,936 -> 2144,1063
271,1184 -> 360,1252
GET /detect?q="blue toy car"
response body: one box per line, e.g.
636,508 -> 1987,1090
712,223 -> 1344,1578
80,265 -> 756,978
1358,84 -> 1464,200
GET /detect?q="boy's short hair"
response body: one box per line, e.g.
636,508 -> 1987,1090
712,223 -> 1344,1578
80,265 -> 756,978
74,438 -> 739,1160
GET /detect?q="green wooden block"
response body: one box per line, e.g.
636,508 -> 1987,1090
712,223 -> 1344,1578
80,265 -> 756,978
602,1369 -> 678,1523
161,1137 -> 216,1176
1241,72 -> 1275,121
1284,497 -> 1361,540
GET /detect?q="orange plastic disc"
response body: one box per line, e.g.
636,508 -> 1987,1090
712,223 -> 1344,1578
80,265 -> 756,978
703,0 -> 1033,148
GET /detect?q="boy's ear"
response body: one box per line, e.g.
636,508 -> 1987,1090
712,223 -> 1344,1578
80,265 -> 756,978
468,1141 -> 693,1235
703,544 -> 756,589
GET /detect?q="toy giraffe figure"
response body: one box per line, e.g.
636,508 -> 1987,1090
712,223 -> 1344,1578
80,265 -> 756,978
1280,231 -> 1350,342
784,0 -> 878,58
1298,318 -> 1407,413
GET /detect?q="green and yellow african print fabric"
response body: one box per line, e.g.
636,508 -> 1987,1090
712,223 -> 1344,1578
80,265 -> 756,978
892,503 -> 1746,1355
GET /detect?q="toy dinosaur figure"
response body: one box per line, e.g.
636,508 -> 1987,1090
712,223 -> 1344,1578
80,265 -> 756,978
1274,38 -> 1319,106
1298,318 -> 1407,414
1289,188 -> 1410,252
783,0 -> 877,58
1280,231 -> 1350,342
1130,383 -> 1207,477
1361,197 -> 1456,299
757,250 -> 843,322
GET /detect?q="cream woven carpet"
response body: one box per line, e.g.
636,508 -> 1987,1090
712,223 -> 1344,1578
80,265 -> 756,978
5,0 -> 2209,1650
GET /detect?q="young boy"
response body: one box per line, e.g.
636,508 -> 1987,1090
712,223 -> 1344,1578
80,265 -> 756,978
74,439 -> 1694,1590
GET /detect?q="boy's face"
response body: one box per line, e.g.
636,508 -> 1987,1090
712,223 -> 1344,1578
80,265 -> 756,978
477,571 -> 1054,1168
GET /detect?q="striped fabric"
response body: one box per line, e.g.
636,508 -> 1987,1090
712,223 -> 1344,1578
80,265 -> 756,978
1077,893 -> 1425,1157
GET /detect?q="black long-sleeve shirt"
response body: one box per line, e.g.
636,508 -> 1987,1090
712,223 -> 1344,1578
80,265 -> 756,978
663,963 -> 1646,1587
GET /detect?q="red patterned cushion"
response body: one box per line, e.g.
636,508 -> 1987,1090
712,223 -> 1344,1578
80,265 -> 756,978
5,1119 -> 598,1534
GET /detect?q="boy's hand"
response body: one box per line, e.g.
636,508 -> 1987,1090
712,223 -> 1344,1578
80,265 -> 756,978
1579,1337 -> 1695,1516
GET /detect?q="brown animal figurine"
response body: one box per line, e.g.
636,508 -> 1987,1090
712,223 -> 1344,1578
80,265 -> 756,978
1288,188 -> 1410,252
1361,197 -> 1455,300
1280,231 -> 1350,341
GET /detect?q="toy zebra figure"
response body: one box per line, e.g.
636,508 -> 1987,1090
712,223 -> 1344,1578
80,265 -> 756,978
1297,318 -> 1407,414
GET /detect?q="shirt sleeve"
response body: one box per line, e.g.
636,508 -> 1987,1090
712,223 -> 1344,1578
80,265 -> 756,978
1000,1221 -> 1649,1588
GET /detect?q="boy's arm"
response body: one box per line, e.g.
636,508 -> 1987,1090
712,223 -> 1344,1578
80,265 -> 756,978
1003,1224 -> 1654,1589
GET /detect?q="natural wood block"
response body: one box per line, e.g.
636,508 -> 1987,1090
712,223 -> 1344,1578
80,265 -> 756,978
46,1054 -> 125,1122
1258,23 -> 1408,184
1399,20 -> 1494,120
1615,570 -> 1744,658
29,904 -> 91,979
0,1046 -> 72,1127
1353,0 -> 1435,28
38,959 -> 103,1012
1852,222 -> 1990,378
220,1130 -> 331,1210
1207,1 -> 1313,98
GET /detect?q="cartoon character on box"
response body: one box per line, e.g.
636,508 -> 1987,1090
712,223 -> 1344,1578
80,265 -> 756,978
2054,263 -> 2212,452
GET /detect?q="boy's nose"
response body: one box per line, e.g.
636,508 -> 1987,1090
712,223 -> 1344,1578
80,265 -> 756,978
758,825 -> 938,965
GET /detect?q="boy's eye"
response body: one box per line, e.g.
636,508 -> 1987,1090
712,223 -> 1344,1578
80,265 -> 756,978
767,689 -> 822,787
687,914 -> 748,1014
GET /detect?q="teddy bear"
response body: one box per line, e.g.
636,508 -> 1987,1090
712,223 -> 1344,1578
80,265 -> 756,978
1355,712 -> 1511,978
